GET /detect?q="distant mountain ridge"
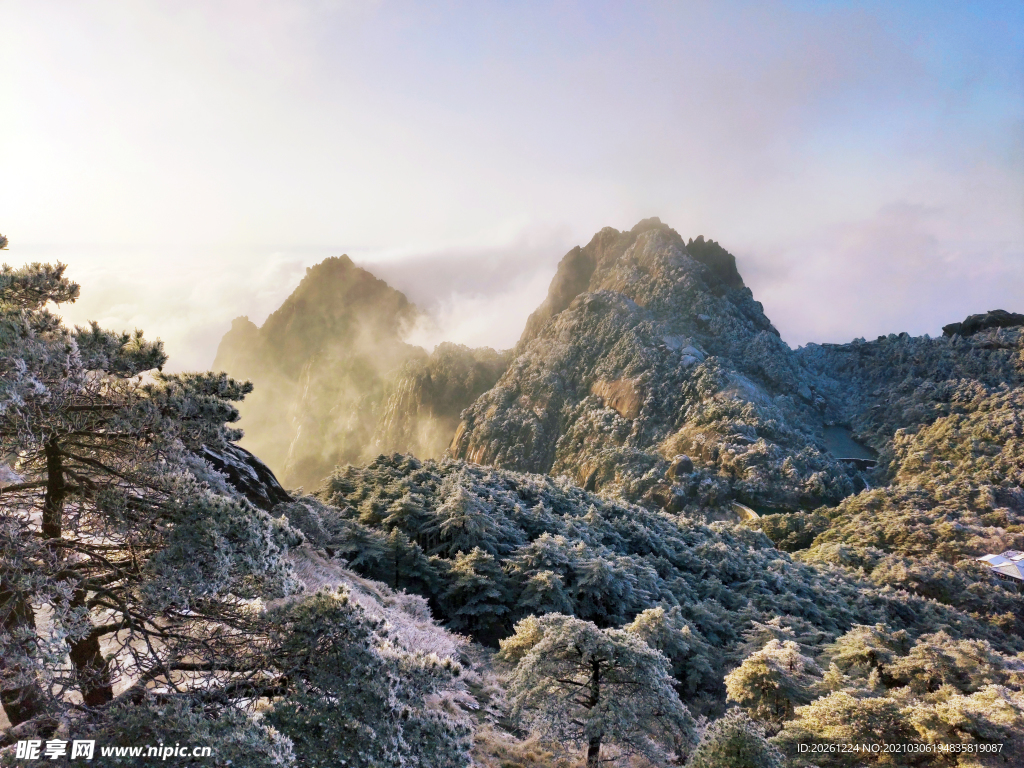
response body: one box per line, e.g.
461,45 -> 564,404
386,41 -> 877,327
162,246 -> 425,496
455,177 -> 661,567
214,255 -> 507,489
450,217 -> 851,517
214,220 -> 1022,524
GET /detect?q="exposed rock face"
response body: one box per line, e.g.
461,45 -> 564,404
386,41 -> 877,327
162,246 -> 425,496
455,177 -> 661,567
943,309 -> 1024,337
202,443 -> 292,510
370,342 -> 509,459
213,256 -> 508,490
449,219 -> 857,516
590,378 -> 644,420
213,255 -> 423,489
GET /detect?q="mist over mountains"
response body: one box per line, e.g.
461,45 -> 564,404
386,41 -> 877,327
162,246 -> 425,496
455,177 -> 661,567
217,217 -> 1023,517
213,255 -> 508,489
204,216 -> 1024,762
5,217 -> 1024,766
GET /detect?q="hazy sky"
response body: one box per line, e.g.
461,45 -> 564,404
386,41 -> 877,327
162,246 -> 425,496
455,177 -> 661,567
2,1 -> 1022,370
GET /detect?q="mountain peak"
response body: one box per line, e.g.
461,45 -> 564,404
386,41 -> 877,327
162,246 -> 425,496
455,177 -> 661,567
686,235 -> 744,289
518,219 -> 749,349
451,219 -> 806,510
304,253 -> 355,276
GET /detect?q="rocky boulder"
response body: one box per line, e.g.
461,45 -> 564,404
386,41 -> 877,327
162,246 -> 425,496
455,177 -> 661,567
202,442 -> 292,510
666,454 -> 694,480
943,309 -> 1024,337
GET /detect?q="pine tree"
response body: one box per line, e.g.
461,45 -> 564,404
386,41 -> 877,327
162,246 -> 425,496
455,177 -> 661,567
625,606 -> 716,696
264,589 -> 471,768
884,631 -> 1008,695
0,261 -> 298,735
498,613 -> 696,767
821,624 -> 908,685
725,639 -> 821,728
772,692 -> 919,766
516,569 -> 575,615
437,547 -> 512,643
423,475 -> 523,557
687,708 -> 784,768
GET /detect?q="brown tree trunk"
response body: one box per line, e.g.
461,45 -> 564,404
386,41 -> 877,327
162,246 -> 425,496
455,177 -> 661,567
41,439 -> 64,541
41,440 -> 114,706
586,736 -> 602,768
68,589 -> 113,707
0,575 -> 45,726
585,658 -> 602,768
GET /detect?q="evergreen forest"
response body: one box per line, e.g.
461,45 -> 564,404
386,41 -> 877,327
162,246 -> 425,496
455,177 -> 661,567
2,221 -> 1024,767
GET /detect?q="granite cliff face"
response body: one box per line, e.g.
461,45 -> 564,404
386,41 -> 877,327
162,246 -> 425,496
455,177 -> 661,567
369,342 -> 510,460
213,255 -> 422,489
215,221 -> 1022,522
449,218 -> 858,517
213,256 -> 507,490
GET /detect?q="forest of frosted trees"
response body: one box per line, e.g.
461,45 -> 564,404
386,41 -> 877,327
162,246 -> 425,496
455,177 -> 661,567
3,225 -> 1024,768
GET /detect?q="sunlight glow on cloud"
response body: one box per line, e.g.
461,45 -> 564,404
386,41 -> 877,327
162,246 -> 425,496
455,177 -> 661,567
1,0 -> 1021,368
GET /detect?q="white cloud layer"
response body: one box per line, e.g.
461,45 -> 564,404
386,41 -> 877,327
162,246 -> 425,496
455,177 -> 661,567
1,0 -> 1021,368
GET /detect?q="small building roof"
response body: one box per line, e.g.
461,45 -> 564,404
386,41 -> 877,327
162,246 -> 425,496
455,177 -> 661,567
978,554 -> 1011,566
976,551 -> 1024,582
990,563 -> 1024,582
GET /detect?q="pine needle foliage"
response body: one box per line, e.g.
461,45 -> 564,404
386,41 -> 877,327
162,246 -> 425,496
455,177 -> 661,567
1,261 -> 299,746
498,613 -> 695,767
686,708 -> 783,768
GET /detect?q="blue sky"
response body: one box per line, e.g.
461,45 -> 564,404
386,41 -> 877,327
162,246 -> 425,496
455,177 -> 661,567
1,0 -> 1021,369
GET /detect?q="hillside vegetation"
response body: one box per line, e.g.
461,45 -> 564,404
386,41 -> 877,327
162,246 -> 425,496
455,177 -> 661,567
4,219 -> 1024,767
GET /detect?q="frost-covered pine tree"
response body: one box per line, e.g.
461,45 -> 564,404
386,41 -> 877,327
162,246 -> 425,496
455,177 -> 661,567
624,606 -> 716,697
0,260 -> 298,737
687,708 -> 784,768
437,547 -> 512,644
725,639 -> 821,729
498,613 -> 696,767
264,589 -> 471,768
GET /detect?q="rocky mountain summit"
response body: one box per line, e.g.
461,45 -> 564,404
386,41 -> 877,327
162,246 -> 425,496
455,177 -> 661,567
214,255 -> 507,489
449,218 -> 864,517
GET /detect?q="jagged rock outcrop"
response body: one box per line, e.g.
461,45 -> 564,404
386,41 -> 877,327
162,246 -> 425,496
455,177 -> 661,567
517,222 -> 761,350
202,443 -> 292,510
942,309 -> 1024,337
370,343 -> 509,459
214,256 -> 507,490
213,255 -> 423,489
449,218 -> 859,517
